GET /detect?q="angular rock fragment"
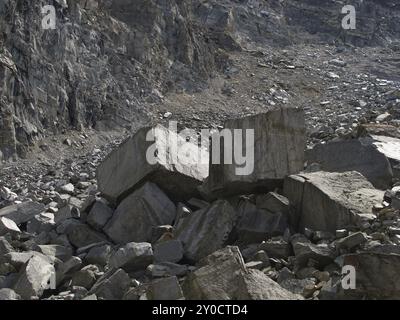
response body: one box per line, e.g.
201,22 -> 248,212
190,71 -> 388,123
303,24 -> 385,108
54,205 -> 80,224
84,244 -> 112,267
97,125 -> 209,202
104,182 -> 176,244
306,139 -> 393,189
245,261 -> 264,270
109,242 -> 153,272
27,213 -> 55,234
146,262 -> 189,278
71,265 -> 98,290
0,217 -> 21,236
2,251 -> 51,269
235,199 -> 288,244
153,240 -> 183,263
37,245 -> 73,262
182,246 -> 301,300
68,225 -> 107,249
151,225 -> 174,243
176,200 -> 238,262
259,239 -> 292,259
14,255 -> 55,299
89,268 -> 130,300
147,276 -> 184,300
87,200 -> 113,231
284,171 -> 384,233
336,232 -> 367,250
202,108 -> 305,198
0,237 -> 14,255
0,274 -> 18,290
256,192 -> 290,213
0,202 -> 45,225
291,235 -> 336,268
275,278 -> 316,296
367,135 -> 400,178
0,288 -> 20,300
357,124 -> 400,139
338,253 -> 400,299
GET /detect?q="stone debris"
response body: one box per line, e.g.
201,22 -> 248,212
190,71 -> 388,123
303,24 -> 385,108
1,108 -> 400,301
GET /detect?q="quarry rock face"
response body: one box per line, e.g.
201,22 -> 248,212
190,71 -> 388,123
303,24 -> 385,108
1,0 -> 400,302
202,108 -> 306,198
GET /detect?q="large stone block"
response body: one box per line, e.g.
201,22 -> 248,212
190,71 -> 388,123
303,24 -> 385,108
201,108 -> 305,198
306,139 -> 393,189
338,253 -> 400,299
182,246 -> 302,300
176,200 -> 238,262
283,171 -> 384,233
14,255 -> 55,300
368,135 -> 400,178
0,201 -> 45,225
104,182 -> 176,244
97,125 -> 209,202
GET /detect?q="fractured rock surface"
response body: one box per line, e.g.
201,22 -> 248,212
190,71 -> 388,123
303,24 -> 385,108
104,182 -> 176,244
97,125 -> 209,202
284,171 -> 385,232
203,108 -> 305,198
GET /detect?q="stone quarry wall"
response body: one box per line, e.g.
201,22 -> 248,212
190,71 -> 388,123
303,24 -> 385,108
1,0 -> 400,160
